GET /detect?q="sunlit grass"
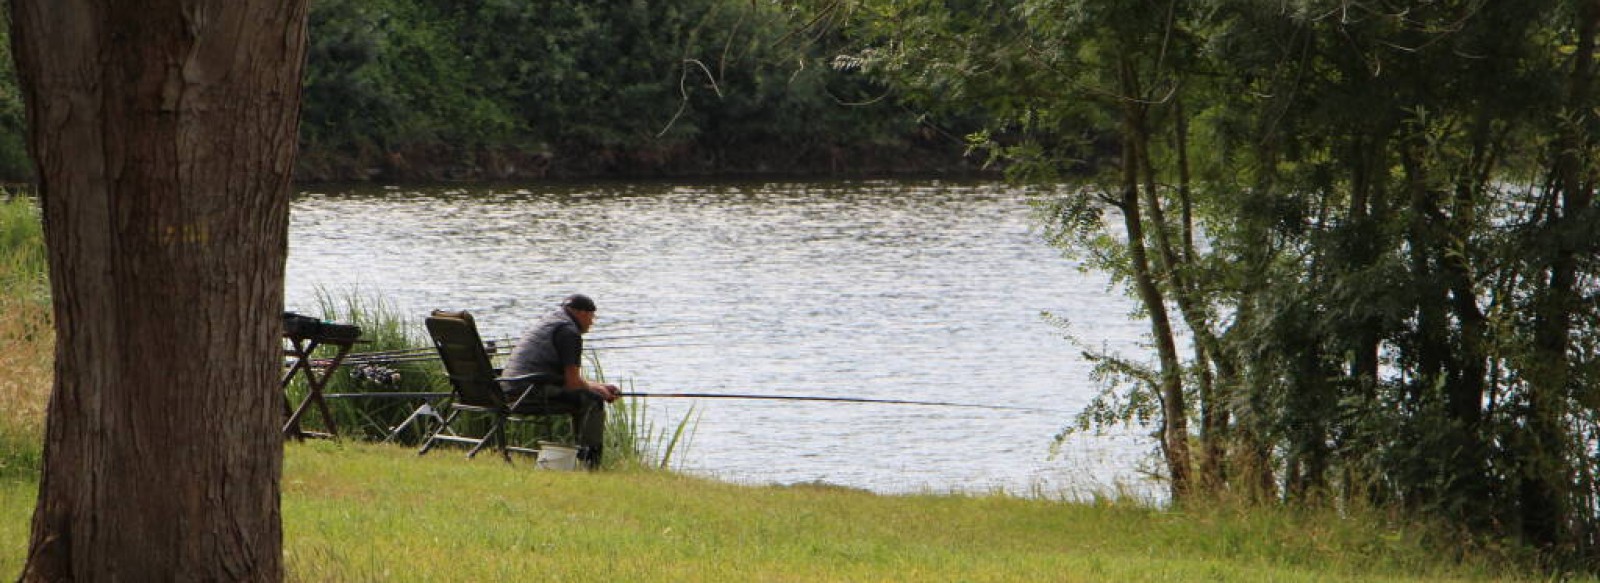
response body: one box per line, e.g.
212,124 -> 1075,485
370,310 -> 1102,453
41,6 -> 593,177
280,445 -> 1576,581
0,442 -> 1560,581
237,446 -> 1600,583
0,194 -> 46,304
0,194 -> 48,480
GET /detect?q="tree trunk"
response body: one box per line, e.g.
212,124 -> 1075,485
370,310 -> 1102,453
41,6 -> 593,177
1522,0 -> 1598,549
12,1 -> 309,580
1172,95 -> 1229,490
1118,57 -> 1191,500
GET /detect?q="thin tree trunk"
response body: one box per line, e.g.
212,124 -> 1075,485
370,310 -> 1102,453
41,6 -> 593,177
1344,133 -> 1382,389
1130,77 -> 1234,495
1340,133 -> 1386,507
1522,0 -> 1598,549
1436,108 -> 1499,528
13,1 -> 309,579
1171,93 -> 1234,491
1118,57 -> 1191,500
1399,136 -> 1449,398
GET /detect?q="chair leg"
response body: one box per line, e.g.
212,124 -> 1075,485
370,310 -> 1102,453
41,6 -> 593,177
417,409 -> 462,456
498,425 -> 513,464
387,402 -> 443,444
467,418 -> 503,459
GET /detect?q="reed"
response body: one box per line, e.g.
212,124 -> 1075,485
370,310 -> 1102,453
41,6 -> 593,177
284,288 -> 448,443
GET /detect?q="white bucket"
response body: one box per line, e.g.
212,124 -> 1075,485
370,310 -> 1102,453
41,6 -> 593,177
535,442 -> 580,471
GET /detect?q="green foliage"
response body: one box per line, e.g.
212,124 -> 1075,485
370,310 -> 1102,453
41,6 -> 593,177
0,1 -> 966,182
0,26 -> 30,183
291,0 -> 951,180
300,0 -> 518,175
847,0 -> 1600,565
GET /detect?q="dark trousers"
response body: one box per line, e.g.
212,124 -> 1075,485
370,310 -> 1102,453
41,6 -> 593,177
507,384 -> 606,461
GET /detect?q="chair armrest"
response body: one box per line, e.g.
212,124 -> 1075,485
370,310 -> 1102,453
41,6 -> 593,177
495,372 -> 562,385
497,372 -> 565,411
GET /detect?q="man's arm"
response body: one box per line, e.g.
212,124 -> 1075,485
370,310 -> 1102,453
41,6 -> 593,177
555,325 -> 618,401
564,365 -> 619,402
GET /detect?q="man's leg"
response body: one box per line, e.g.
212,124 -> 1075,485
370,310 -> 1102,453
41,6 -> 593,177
570,392 -> 606,468
519,385 -> 607,468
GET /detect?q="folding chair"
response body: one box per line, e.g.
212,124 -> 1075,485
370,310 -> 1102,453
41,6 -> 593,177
418,310 -> 562,462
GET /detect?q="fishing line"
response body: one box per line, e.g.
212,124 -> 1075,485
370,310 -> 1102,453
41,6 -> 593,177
618,392 -> 1069,414
589,343 -> 713,351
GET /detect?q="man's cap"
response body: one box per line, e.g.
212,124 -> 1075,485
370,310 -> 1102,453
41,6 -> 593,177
562,294 -> 597,312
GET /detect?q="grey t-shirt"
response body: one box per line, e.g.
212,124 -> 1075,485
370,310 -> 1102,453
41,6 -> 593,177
501,309 -> 582,388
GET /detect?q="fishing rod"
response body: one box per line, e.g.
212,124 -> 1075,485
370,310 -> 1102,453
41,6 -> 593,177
588,331 -> 716,342
602,322 -> 718,333
617,392 -> 1069,414
588,342 -> 712,351
328,337 -> 518,361
330,331 -> 708,363
318,342 -> 714,368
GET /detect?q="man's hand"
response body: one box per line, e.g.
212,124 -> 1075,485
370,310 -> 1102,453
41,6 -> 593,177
589,383 -> 621,403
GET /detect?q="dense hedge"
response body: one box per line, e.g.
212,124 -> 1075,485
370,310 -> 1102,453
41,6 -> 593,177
0,1 -> 981,184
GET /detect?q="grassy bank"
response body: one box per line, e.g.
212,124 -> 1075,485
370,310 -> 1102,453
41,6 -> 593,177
0,194 -> 47,479
0,195 -> 1581,581
0,442 -> 1562,581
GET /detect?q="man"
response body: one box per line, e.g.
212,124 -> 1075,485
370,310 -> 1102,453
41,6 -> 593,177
501,294 -> 621,468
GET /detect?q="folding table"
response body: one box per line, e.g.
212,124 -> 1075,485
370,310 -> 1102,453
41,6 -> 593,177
281,331 -> 363,439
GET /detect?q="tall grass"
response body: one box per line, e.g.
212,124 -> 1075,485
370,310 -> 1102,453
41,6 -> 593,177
0,193 -> 46,304
284,288 -> 451,442
588,349 -> 700,470
0,194 -> 48,480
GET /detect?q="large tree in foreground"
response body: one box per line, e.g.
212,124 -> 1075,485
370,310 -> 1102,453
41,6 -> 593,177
12,1 -> 309,579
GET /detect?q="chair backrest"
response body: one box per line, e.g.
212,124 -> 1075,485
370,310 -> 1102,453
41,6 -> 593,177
425,310 -> 508,409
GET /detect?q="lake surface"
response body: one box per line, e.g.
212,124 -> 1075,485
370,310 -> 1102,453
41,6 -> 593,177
286,180 -> 1160,498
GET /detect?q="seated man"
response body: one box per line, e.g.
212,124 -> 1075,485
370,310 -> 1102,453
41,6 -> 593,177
500,294 -> 620,469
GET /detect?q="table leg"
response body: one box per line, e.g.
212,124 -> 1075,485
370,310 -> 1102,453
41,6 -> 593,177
282,336 -> 356,439
281,337 -> 319,438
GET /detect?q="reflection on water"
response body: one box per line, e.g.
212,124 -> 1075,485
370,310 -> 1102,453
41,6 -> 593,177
287,180 -> 1159,498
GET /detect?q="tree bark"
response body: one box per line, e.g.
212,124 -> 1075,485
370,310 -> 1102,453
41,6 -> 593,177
12,1 -> 309,580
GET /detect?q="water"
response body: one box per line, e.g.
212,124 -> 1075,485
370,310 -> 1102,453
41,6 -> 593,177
286,180 -> 1160,498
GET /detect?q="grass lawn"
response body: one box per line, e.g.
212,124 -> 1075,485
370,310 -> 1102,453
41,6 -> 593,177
0,441 -> 1571,582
